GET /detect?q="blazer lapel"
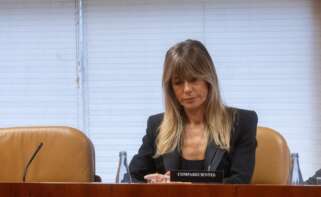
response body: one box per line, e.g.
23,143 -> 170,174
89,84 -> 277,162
162,142 -> 227,171
205,111 -> 237,171
163,148 -> 180,171
204,142 -> 226,171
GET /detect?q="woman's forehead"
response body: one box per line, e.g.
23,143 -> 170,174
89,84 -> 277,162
171,72 -> 199,81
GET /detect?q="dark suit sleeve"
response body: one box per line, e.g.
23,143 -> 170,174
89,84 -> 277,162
304,169 -> 321,184
129,116 -> 157,182
223,110 -> 258,184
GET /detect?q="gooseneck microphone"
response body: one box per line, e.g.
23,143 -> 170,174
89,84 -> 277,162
22,142 -> 44,182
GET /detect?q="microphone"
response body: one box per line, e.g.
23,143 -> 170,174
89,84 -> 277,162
22,142 -> 44,182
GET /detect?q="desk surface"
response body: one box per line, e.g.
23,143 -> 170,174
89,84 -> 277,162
0,183 -> 320,197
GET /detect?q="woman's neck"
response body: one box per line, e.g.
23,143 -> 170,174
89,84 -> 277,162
182,108 -> 207,160
184,107 -> 205,126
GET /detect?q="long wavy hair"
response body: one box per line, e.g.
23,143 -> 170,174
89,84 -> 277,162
155,39 -> 234,157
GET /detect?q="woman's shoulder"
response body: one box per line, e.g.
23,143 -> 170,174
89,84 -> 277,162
145,113 -> 164,135
147,113 -> 164,124
228,107 -> 258,124
228,107 -> 258,149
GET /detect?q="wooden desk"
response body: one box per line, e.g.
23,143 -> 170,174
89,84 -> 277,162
0,183 -> 320,197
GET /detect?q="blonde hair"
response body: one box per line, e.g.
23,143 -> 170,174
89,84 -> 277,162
155,39 -> 234,157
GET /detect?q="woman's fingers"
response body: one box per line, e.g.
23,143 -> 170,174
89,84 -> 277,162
144,173 -> 162,183
144,173 -> 161,180
144,173 -> 171,183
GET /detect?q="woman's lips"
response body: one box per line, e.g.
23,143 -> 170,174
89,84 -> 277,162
182,97 -> 196,102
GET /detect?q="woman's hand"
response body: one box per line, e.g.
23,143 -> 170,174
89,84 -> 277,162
144,171 -> 170,183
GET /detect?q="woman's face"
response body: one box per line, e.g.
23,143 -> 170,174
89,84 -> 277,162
171,76 -> 208,112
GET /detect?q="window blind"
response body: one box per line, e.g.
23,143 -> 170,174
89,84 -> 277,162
84,0 -> 321,181
1,0 -> 320,182
0,0 -> 79,128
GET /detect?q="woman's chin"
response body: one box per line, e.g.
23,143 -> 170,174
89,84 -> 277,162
182,104 -> 203,111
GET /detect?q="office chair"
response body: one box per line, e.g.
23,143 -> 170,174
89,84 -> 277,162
251,127 -> 291,184
0,126 -> 97,182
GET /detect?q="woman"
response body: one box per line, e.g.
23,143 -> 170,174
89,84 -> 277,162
129,39 -> 258,184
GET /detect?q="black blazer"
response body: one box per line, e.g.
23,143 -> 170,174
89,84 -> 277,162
305,168 -> 321,185
129,108 -> 258,184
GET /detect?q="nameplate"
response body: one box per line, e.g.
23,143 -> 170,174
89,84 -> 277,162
170,170 -> 224,183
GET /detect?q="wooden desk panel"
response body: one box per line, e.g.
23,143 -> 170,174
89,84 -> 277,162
0,183 -> 320,197
0,183 -> 111,197
111,184 -> 236,197
237,185 -> 321,197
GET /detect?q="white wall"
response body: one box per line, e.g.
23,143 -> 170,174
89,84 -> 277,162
84,0 -> 321,181
0,0 -> 320,182
0,0 -> 79,127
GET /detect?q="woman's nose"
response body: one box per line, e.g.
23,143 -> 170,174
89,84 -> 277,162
183,81 -> 192,92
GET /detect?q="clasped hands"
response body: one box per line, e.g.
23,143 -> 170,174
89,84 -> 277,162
144,171 -> 171,183
144,171 -> 192,184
